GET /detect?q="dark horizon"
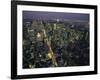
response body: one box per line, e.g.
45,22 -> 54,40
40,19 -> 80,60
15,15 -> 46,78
23,11 -> 89,22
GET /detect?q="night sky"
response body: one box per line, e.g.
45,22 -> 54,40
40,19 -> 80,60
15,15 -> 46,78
23,11 -> 89,22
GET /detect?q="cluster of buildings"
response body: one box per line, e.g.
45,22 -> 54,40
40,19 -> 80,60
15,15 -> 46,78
23,19 -> 89,68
